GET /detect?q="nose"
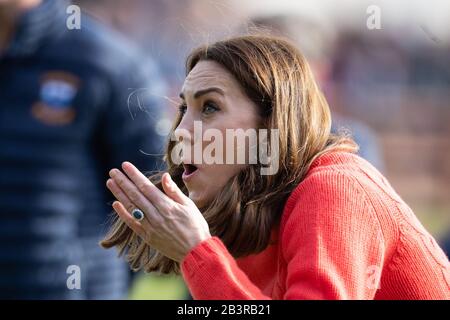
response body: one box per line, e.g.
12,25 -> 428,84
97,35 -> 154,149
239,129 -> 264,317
173,112 -> 197,164
175,112 -> 194,144
174,110 -> 208,166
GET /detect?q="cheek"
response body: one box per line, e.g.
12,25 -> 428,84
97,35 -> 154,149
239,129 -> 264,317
204,123 -> 259,165
209,163 -> 243,182
198,165 -> 230,191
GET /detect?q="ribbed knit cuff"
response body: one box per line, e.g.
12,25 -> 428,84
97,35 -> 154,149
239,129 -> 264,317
181,236 -> 228,278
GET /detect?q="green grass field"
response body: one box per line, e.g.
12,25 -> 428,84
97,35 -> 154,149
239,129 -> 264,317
128,273 -> 189,300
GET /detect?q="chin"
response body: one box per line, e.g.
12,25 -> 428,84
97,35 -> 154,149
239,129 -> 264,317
188,190 -> 210,210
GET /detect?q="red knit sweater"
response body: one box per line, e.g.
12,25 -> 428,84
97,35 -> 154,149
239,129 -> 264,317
180,151 -> 450,299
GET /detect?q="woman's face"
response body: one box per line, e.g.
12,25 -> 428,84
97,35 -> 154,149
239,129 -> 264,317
176,60 -> 260,208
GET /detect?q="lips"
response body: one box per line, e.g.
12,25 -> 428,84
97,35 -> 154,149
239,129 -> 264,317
182,163 -> 199,180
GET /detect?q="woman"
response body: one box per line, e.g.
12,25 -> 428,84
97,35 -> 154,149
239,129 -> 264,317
101,35 -> 450,299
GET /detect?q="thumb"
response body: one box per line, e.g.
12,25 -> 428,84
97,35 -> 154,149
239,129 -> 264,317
162,173 -> 190,205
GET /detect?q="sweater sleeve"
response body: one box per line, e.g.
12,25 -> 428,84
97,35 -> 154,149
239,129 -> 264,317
180,236 -> 271,299
181,171 -> 386,300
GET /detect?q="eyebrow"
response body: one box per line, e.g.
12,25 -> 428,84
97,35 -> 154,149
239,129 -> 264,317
179,87 -> 225,100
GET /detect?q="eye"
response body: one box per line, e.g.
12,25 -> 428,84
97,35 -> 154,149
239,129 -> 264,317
178,103 -> 187,115
202,101 -> 219,115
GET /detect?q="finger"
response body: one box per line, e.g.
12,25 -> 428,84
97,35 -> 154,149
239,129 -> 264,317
107,176 -> 163,232
112,201 -> 145,237
120,161 -> 173,212
108,181 -> 158,235
109,168 -> 160,222
106,178 -> 134,212
161,173 -> 190,205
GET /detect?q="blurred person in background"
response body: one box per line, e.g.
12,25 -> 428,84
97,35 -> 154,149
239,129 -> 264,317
329,32 -> 410,127
0,0 -> 165,299
74,0 -> 192,299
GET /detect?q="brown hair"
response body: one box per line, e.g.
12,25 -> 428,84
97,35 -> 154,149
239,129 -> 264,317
100,34 -> 358,274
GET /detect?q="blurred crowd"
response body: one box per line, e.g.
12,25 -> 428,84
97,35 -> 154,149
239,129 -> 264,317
1,0 -> 449,299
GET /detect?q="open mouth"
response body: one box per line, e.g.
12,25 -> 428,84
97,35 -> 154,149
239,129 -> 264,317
182,163 -> 199,179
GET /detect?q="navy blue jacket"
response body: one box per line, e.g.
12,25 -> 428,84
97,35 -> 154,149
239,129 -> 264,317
0,0 -> 166,299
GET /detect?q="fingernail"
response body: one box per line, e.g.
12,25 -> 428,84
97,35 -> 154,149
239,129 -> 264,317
122,162 -> 131,170
109,169 -> 116,177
